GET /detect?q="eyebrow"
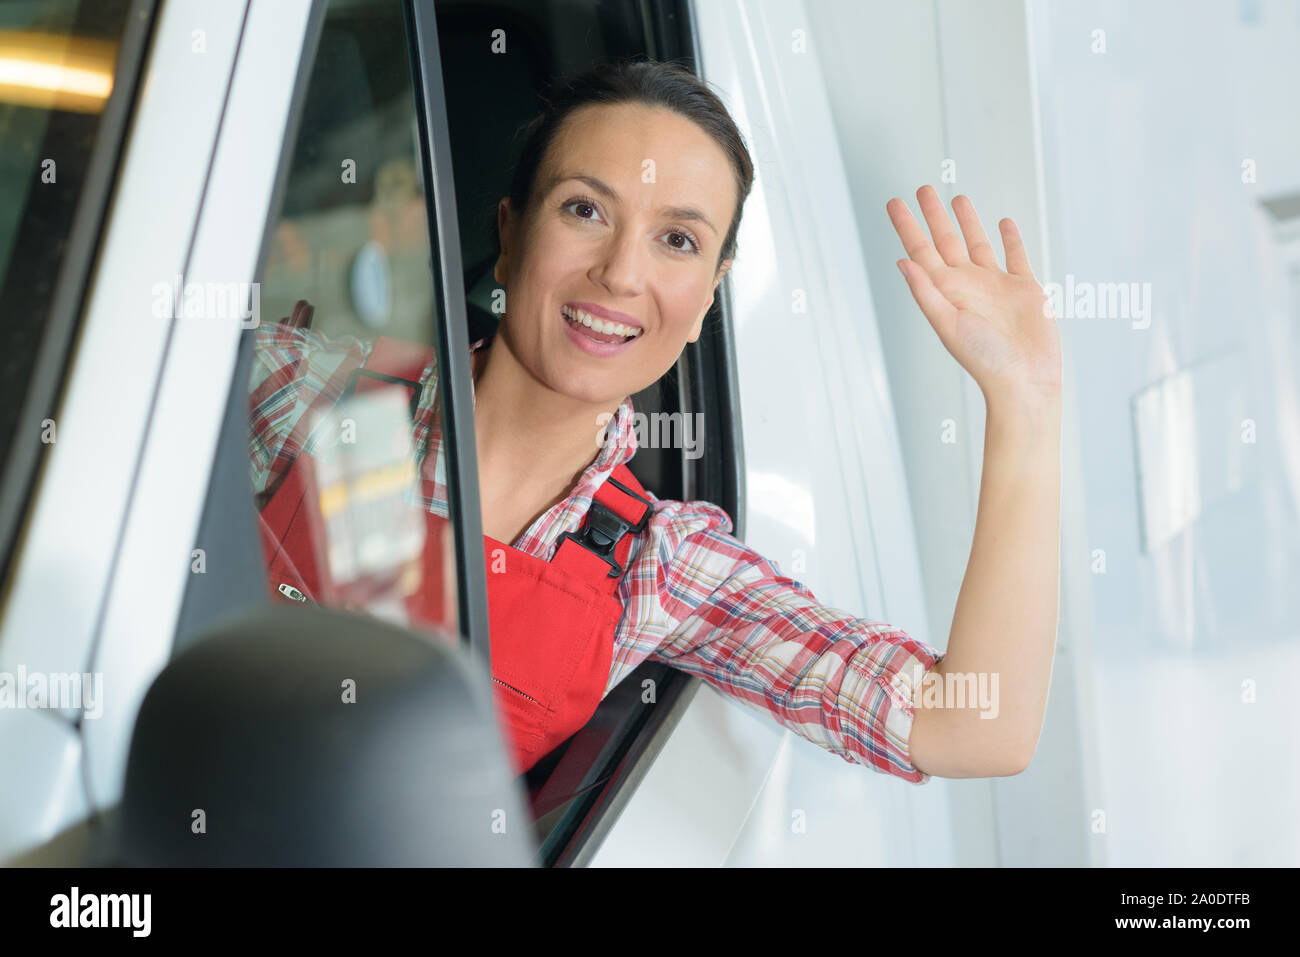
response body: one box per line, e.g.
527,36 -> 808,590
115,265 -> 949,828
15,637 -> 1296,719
542,171 -> 719,235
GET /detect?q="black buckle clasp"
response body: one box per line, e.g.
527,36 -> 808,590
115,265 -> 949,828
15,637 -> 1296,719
556,478 -> 651,578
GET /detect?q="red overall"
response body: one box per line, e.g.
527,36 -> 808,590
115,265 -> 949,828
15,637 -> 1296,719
255,336 -> 653,775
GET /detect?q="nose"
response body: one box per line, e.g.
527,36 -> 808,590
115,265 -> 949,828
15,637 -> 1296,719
588,226 -> 647,299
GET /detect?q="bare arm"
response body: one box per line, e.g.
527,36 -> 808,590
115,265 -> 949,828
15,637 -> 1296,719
909,390 -> 1061,777
887,186 -> 1063,778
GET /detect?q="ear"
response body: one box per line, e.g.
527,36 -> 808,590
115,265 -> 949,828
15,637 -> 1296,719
687,259 -> 733,343
492,198 -> 514,286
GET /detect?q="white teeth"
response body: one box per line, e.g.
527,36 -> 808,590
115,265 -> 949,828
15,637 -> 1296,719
562,305 -> 641,338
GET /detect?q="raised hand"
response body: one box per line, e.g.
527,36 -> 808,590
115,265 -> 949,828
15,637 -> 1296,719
887,186 -> 1061,403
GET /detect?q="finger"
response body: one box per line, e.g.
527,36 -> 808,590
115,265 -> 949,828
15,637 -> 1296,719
916,185 -> 969,266
897,258 -> 957,339
887,197 -> 947,272
290,299 -> 314,329
952,195 -> 999,269
999,218 -> 1033,276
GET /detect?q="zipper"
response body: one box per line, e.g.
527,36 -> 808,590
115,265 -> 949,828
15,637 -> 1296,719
493,676 -> 540,705
278,583 -> 312,603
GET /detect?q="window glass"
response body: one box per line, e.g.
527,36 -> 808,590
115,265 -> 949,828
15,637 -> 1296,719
0,0 -> 133,575
251,0 -> 459,639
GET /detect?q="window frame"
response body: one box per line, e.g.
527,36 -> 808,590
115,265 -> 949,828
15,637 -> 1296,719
416,0 -> 745,866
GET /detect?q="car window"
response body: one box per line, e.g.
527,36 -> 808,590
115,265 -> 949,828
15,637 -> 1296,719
251,0 -> 460,639
433,0 -> 726,864
0,0 -> 136,585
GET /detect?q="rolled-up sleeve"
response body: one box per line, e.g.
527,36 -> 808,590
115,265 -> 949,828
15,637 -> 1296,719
642,502 -> 945,784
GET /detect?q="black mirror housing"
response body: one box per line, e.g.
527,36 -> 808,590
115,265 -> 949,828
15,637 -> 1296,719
117,603 -> 534,866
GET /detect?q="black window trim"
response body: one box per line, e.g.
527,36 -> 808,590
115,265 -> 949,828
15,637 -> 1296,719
404,0 -> 491,662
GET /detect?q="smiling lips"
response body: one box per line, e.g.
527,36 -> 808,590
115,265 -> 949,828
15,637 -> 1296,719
562,304 -> 643,344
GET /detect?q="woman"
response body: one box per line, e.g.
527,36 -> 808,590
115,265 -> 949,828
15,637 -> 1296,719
251,60 -> 1062,784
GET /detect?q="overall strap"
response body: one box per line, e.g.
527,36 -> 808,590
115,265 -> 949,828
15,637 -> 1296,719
554,465 -> 654,580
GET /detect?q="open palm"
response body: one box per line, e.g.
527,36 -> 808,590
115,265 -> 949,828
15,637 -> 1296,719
887,185 -> 1061,401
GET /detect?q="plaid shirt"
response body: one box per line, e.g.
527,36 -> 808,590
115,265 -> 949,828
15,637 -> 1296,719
249,322 -> 945,783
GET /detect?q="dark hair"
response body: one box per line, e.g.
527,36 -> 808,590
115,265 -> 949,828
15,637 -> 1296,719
495,58 -> 754,271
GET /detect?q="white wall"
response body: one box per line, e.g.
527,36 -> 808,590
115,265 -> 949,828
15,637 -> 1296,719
811,0 -> 1300,866
1030,0 -> 1300,866
808,0 -> 1104,866
603,0 -> 1299,867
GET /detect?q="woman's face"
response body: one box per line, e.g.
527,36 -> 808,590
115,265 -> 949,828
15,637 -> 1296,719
493,102 -> 736,406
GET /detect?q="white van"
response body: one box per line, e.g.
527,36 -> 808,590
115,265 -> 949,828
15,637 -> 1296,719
0,0 -> 1004,868
5,0 -> 1296,869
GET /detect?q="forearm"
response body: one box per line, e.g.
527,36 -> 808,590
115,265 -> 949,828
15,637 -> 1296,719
908,387 -> 1062,777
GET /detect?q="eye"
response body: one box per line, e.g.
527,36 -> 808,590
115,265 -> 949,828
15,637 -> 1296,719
562,197 -> 605,224
661,229 -> 701,256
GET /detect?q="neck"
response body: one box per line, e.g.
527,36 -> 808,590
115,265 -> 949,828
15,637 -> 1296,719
471,329 -> 623,513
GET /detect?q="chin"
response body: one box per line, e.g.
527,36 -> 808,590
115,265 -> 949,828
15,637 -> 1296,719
550,373 -> 630,407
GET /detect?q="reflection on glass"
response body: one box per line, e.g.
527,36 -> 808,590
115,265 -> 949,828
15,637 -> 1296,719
0,29 -> 115,112
249,0 -> 457,639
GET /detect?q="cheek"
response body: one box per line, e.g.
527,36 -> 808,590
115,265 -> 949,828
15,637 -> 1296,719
512,228 -> 579,302
658,279 -> 711,333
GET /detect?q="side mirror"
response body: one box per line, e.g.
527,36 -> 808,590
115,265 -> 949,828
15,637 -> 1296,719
116,603 -> 534,866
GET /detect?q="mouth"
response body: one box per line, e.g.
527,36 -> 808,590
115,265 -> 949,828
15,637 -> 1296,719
561,303 -> 643,353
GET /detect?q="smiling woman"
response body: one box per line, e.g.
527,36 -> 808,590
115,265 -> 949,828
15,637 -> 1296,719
251,57 -> 957,786
475,68 -> 750,540
481,66 -> 750,417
